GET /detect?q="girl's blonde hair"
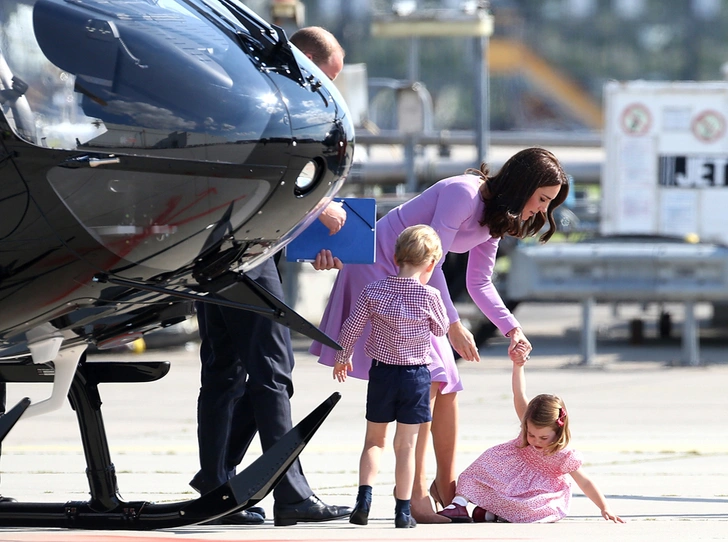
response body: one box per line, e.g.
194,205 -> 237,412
517,393 -> 571,454
394,224 -> 443,268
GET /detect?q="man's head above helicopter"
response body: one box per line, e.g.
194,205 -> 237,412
290,26 -> 345,81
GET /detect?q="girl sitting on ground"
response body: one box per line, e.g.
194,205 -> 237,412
438,352 -> 625,524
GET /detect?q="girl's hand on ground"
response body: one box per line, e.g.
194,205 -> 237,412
601,509 -> 626,523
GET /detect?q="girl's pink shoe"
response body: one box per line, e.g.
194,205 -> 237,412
472,506 -> 510,523
472,506 -> 487,523
436,503 -> 472,523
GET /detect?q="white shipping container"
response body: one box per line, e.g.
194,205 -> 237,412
601,80 -> 728,244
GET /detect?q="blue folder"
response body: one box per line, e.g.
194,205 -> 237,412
285,198 -> 377,264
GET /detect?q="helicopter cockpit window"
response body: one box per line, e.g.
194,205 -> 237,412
0,1 -> 106,148
0,0 -> 286,152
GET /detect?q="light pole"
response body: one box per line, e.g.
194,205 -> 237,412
371,4 -> 494,185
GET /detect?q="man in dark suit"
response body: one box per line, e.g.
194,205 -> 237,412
191,26 -> 350,526
0,383 -> 10,504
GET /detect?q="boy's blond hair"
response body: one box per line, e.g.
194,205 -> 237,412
394,225 -> 443,268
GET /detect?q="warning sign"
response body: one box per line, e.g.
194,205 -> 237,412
691,110 -> 726,143
620,103 -> 651,136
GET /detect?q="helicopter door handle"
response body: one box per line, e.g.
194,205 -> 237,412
88,156 -> 120,167
61,155 -> 121,168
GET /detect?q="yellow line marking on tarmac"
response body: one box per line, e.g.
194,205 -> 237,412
5,443 -> 728,455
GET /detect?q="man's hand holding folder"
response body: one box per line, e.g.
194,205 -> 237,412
311,200 -> 347,270
318,200 -> 347,235
285,198 -> 377,267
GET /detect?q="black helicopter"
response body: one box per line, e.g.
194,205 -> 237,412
0,0 -> 353,529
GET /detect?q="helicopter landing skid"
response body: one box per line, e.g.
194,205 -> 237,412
0,360 -> 339,529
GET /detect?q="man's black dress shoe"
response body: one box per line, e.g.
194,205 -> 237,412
0,496 -> 16,504
273,494 -> 352,526
203,509 -> 265,525
247,505 -> 266,518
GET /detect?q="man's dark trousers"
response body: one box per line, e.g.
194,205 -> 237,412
193,257 -> 312,504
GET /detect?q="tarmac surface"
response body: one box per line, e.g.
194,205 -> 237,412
0,301 -> 727,541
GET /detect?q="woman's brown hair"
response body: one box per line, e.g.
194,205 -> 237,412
466,147 -> 570,242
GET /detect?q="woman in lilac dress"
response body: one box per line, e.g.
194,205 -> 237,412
311,147 -> 569,523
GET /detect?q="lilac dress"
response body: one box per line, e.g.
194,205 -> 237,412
310,174 -> 521,394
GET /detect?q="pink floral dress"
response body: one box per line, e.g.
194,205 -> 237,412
456,437 -> 583,523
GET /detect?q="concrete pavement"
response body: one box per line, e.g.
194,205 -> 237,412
0,301 -> 727,541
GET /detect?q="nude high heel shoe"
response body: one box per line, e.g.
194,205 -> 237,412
429,481 -> 445,510
395,485 -> 450,524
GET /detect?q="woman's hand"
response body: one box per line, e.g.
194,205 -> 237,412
507,327 -> 532,363
510,342 -> 529,366
312,249 -> 343,271
448,320 -> 480,362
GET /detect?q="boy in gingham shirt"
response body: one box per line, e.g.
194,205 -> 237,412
333,224 -> 449,528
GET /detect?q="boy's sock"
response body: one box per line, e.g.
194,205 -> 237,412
357,485 -> 373,503
394,497 -> 411,516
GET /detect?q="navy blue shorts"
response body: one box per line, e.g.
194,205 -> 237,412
365,361 -> 432,424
